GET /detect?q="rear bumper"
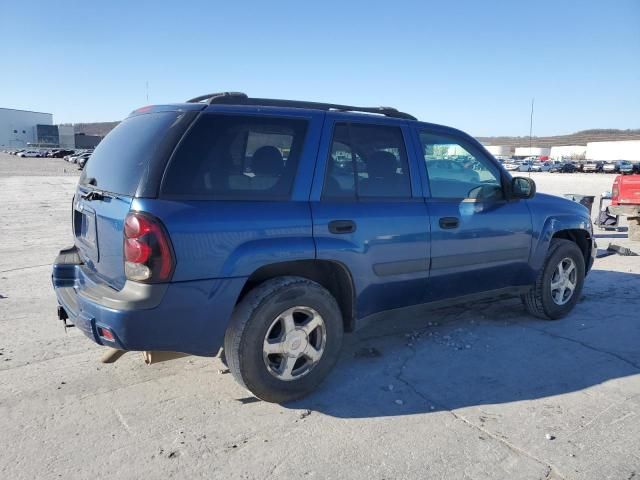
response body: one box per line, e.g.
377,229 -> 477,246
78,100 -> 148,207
609,204 -> 640,217
52,246 -> 246,356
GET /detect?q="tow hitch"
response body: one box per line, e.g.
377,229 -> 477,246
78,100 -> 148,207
57,306 -> 75,331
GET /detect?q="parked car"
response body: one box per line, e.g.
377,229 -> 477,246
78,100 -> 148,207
529,162 -> 547,172
550,162 -> 577,173
603,161 -> 619,173
503,161 -> 520,171
75,153 -> 91,168
518,160 -> 535,172
618,161 -> 635,175
537,161 -> 553,172
17,150 -> 42,158
52,92 -> 595,402
583,161 -> 603,173
52,149 -> 75,158
67,152 -> 88,163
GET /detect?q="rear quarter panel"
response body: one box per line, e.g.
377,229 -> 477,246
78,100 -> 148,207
132,198 -> 316,281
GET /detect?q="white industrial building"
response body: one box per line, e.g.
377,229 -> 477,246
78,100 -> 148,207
514,147 -> 551,158
586,140 -> 640,161
484,145 -> 513,157
549,145 -> 587,160
0,108 -> 53,148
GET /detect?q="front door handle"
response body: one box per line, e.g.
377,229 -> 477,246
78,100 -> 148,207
329,220 -> 356,234
439,217 -> 459,229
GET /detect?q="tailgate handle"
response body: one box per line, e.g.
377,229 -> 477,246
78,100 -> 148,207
329,220 -> 356,234
439,217 -> 459,229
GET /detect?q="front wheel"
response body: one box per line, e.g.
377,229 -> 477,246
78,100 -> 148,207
522,239 -> 586,320
224,276 -> 343,403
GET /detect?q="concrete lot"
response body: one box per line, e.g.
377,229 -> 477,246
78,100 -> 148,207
1,154 -> 639,479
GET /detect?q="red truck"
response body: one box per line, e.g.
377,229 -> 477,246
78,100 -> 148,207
610,174 -> 640,241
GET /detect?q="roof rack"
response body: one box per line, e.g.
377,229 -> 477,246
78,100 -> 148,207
185,92 -> 416,120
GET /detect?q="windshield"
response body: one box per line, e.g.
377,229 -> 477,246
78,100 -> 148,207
79,111 -> 182,196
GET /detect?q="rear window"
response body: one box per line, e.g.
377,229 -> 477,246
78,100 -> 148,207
79,111 -> 182,195
161,114 -> 308,200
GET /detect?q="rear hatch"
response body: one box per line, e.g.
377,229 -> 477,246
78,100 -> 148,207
74,107 -> 201,290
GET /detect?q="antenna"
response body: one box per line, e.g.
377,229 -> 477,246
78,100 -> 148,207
529,97 -> 535,152
146,81 -> 149,103
529,97 -> 534,177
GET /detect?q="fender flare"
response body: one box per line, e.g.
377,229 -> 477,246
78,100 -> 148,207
531,214 -> 592,271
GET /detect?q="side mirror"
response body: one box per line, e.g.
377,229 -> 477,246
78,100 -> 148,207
511,176 -> 536,199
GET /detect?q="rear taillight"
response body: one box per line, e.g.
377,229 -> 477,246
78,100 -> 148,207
123,212 -> 175,282
612,179 -> 620,204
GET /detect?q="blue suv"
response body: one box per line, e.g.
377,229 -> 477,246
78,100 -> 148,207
52,92 -> 595,402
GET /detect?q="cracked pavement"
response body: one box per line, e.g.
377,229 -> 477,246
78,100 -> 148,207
1,155 -> 639,479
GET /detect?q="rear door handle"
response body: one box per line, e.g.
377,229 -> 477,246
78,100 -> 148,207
328,220 -> 356,234
439,217 -> 459,229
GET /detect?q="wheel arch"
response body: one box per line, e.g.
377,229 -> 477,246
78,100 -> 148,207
237,260 -> 357,332
551,228 -> 591,268
532,217 -> 593,274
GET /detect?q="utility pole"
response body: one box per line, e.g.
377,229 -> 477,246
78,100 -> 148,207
529,97 -> 535,153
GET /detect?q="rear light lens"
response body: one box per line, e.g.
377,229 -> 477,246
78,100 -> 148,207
123,212 -> 175,282
97,327 -> 115,341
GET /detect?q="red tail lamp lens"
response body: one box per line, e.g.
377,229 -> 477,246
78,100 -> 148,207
124,238 -> 152,263
123,212 -> 174,282
124,214 -> 152,239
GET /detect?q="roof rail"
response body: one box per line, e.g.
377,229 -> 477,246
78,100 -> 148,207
186,92 -> 248,104
185,92 -> 416,120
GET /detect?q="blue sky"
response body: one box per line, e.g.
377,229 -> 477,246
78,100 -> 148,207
1,0 -> 638,136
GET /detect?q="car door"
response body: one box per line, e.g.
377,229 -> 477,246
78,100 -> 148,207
310,115 -> 431,320
412,126 -> 534,301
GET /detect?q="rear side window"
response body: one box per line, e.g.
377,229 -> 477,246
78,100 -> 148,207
162,114 -> 308,200
323,123 -> 411,199
79,112 -> 182,196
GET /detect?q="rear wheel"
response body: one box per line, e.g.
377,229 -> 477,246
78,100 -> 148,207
522,239 -> 585,320
224,276 -> 343,403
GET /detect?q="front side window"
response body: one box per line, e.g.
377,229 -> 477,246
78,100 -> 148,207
419,131 -> 503,200
162,114 -> 308,200
323,123 -> 411,199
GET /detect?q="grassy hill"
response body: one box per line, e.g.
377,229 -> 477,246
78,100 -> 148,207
477,129 -> 640,148
72,122 -> 120,137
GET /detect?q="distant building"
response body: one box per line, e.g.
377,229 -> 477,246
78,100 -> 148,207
58,125 -> 75,149
484,145 -> 513,158
74,133 -> 102,149
586,140 -> 640,161
549,145 -> 587,160
514,147 -> 551,158
36,124 -> 59,146
0,107 -> 53,147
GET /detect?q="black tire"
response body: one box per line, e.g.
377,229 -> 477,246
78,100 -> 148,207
224,276 -> 343,403
522,238 -> 585,320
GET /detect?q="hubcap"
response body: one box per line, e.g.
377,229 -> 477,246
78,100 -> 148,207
550,257 -> 578,305
262,306 -> 326,381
